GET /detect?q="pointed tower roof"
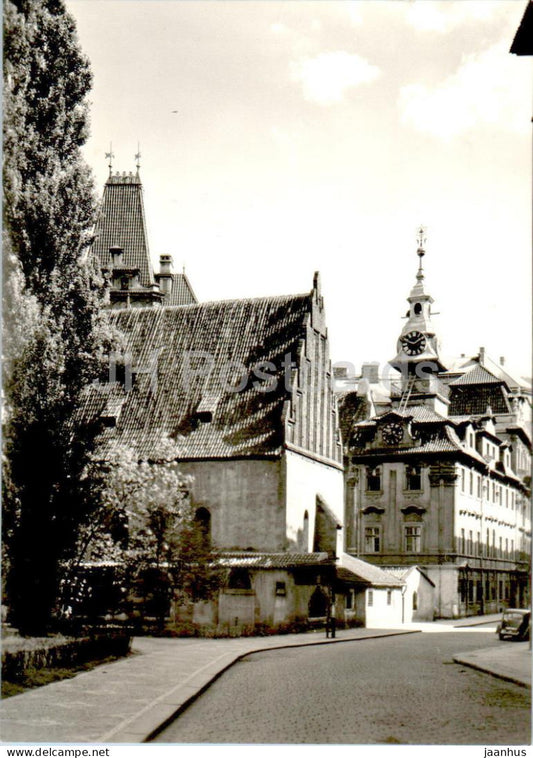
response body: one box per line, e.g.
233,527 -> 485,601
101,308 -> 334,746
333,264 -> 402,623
92,170 -> 155,288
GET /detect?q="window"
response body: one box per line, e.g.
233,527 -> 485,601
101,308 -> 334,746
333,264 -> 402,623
194,507 -> 211,549
461,468 -> 465,492
228,568 -> 252,590
346,591 -> 353,610
120,276 -> 130,290
505,538 -> 508,558
365,526 -> 381,553
413,591 -> 418,611
511,539 -> 514,558
404,525 -> 421,553
405,464 -> 422,491
477,532 -> 482,556
275,581 -> 286,597
387,590 -> 392,605
486,529 -> 490,557
468,530 -> 473,555
469,471 -> 473,495
499,536 -> 502,556
366,466 -> 382,492
368,590 -> 374,606
477,476 -> 481,498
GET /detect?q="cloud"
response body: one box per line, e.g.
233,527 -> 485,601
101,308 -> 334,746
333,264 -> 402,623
291,51 -> 380,106
406,1 -> 498,33
399,43 -> 531,139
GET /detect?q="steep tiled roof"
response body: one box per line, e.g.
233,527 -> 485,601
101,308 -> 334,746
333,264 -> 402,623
338,553 -> 404,587
163,272 -> 198,306
92,172 -> 154,288
449,384 -> 511,416
215,551 -> 332,569
78,294 -> 312,459
450,365 -> 502,386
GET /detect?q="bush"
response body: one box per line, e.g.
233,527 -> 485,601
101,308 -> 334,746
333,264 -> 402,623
2,632 -> 132,684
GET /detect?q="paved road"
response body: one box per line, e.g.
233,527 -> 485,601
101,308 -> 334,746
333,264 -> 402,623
153,631 -> 531,744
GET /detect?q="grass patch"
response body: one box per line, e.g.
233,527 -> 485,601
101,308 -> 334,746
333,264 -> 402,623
1,650 -> 134,699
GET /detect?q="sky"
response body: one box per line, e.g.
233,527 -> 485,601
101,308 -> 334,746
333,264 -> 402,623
67,0 -> 532,383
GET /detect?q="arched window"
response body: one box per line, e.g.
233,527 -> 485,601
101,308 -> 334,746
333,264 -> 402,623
194,507 -> 211,549
302,510 -> 309,552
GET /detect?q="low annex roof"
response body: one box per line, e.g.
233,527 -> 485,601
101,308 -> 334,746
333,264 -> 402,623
338,553 -> 404,588
78,292 -> 313,460
215,552 -> 332,569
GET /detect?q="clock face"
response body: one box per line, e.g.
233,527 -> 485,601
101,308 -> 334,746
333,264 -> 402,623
401,330 -> 427,356
382,422 -> 403,445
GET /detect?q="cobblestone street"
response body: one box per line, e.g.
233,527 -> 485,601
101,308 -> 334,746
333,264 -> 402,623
154,631 -> 531,745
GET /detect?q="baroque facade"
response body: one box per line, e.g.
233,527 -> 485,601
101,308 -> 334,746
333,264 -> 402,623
338,233 -> 531,619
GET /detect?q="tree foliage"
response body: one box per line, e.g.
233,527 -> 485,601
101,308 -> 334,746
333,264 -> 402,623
64,441 -> 220,628
2,0 -> 112,634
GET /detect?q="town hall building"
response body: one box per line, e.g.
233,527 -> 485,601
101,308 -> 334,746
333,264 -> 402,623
338,231 -> 531,619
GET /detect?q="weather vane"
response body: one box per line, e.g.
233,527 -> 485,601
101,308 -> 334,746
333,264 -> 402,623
135,143 -> 141,172
105,142 -> 114,174
416,225 -> 426,255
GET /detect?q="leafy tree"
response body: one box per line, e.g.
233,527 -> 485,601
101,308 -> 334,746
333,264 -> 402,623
2,0 -> 112,634
64,441 -> 220,630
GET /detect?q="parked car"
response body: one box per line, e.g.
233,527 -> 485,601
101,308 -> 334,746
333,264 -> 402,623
497,608 -> 530,641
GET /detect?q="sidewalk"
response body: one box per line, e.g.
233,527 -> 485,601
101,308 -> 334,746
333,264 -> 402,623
453,642 -> 531,689
0,627 -> 417,744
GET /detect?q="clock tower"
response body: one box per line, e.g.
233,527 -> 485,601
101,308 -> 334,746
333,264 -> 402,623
390,228 -> 448,413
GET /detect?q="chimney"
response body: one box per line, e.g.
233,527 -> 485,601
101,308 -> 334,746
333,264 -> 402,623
479,347 -> 485,365
159,254 -> 173,294
110,245 -> 123,267
361,362 -> 380,384
499,356 -> 505,366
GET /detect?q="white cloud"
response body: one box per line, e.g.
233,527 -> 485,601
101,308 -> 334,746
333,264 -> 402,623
406,1 -> 498,33
291,51 -> 380,106
399,43 -> 531,139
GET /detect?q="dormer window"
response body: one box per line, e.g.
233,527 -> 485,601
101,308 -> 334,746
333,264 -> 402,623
196,411 -> 212,424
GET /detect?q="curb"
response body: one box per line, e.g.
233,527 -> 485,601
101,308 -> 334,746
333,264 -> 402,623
142,629 -> 421,743
452,655 -> 531,690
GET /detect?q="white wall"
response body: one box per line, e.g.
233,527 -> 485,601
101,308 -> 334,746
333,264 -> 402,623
284,449 -> 344,552
364,587 -> 403,628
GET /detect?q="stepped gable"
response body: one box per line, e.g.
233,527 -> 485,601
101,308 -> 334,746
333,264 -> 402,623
92,171 -> 155,288
79,292 -> 312,460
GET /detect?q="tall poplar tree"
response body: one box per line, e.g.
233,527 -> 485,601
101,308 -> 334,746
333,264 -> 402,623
3,0 -> 111,634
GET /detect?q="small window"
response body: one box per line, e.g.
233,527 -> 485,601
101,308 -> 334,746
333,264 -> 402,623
346,591 -> 353,610
366,466 -> 382,492
469,471 -> 473,495
387,590 -> 392,605
405,525 -> 421,553
414,302 -> 422,315
368,590 -> 374,607
412,591 -> 418,611
365,526 -> 381,553
275,581 -> 286,597
120,276 -> 130,291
